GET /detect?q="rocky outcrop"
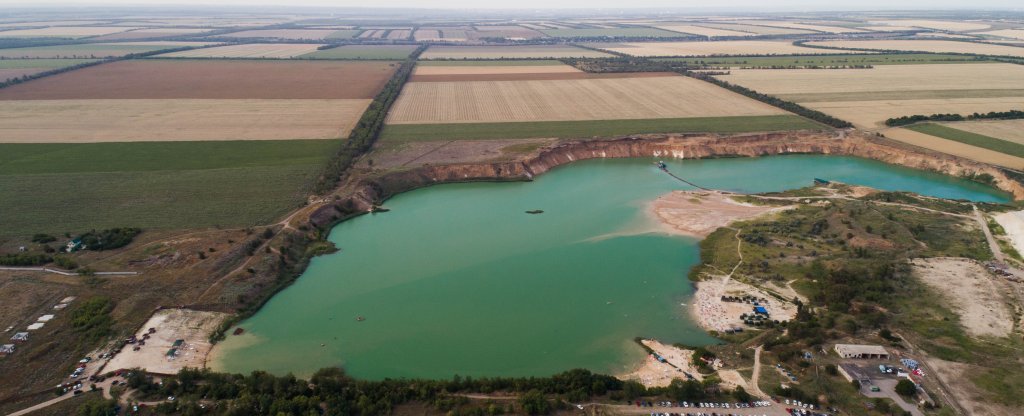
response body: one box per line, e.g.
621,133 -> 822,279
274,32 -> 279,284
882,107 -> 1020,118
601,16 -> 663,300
309,131 -> 1023,228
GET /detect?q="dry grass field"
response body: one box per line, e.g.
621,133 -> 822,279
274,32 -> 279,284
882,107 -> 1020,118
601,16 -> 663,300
0,41 -> 216,58
868,19 -> 992,31
420,45 -> 611,59
698,22 -> 813,35
883,127 -> 1024,169
939,119 -> 1024,144
0,26 -> 139,38
413,29 -> 441,41
387,29 -> 411,39
220,29 -> 342,40
719,63 -> 1024,101
857,25 -> 920,31
0,99 -> 371,142
470,25 -> 545,39
154,43 -> 322,58
806,39 -> 1024,57
0,60 -> 396,99
744,20 -> 866,33
413,63 -> 581,76
594,40 -> 848,56
654,24 -> 755,37
386,75 -> 785,124
980,29 -> 1024,40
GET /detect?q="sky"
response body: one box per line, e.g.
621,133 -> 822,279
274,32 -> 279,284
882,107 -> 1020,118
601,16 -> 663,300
4,0 -> 1023,10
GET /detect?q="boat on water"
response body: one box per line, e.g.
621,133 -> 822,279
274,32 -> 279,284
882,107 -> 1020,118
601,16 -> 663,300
356,316 -> 365,322
656,161 -> 667,170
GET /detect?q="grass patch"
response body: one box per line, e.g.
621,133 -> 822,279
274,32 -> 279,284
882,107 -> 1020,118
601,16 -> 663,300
415,59 -> 566,66
381,115 -> 825,142
656,53 -> 995,67
0,140 -> 341,237
299,45 -> 417,60
540,28 -> 683,38
906,123 -> 1024,158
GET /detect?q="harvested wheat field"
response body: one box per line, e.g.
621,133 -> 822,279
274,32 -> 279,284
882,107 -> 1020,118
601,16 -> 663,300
807,97 -> 1024,128
0,60 -> 395,99
413,63 -> 581,76
386,29 -> 411,39
718,63 -> 1024,101
413,29 -> 442,41
92,28 -> 212,40
0,26 -> 139,38
221,29 -> 343,40
410,71 -> 676,82
0,99 -> 370,142
806,39 -> 1024,57
420,45 -> 611,59
0,41 -> 213,58
386,75 -> 785,124
470,25 -> 545,39
654,24 -> 754,37
155,43 -> 323,58
698,22 -> 812,35
594,40 -> 848,57
939,119 -> 1024,144
883,127 -> 1024,169
744,20 -> 866,33
869,19 -> 991,31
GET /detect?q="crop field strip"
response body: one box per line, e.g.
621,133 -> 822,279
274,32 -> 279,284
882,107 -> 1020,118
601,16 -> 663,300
154,43 -> 323,58
905,123 -> 1024,158
386,75 -> 786,125
380,115 -> 822,142
696,22 -> 814,35
0,59 -> 394,142
805,40 -> 1024,58
412,63 -> 582,75
938,119 -> 1024,144
415,60 -> 566,66
91,28 -> 213,40
298,45 -> 418,60
653,24 -> 755,37
979,29 -> 1024,41
656,53 -> 994,67
883,128 -> 1024,169
739,20 -> 866,33
219,29 -> 360,40
408,71 -> 679,82
0,42 -> 216,58
0,26 -> 141,38
0,58 -> 100,82
867,19 -> 992,31
592,40 -> 853,57
419,45 -> 612,59
0,140 -> 341,237
538,27 -> 684,38
0,60 -> 397,99
715,63 -> 1024,128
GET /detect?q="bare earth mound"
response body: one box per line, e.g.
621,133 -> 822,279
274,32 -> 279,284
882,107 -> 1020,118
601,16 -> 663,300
911,257 -> 1013,338
0,60 -> 396,99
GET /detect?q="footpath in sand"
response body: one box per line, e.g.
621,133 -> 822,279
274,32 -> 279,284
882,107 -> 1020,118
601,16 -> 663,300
620,339 -> 704,388
911,257 -> 1014,338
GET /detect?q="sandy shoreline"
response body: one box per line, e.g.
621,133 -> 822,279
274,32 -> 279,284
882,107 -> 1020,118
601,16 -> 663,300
649,190 -> 788,238
619,339 -> 704,387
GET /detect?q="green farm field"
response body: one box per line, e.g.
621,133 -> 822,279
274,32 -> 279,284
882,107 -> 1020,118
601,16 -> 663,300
0,140 -> 340,237
300,45 -> 418,60
906,123 -> 1024,158
539,28 -> 683,38
380,115 -> 824,142
657,53 -> 997,67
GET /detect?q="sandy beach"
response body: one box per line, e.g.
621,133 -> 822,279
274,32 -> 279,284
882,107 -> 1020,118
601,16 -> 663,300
620,339 -> 704,387
650,190 -> 789,237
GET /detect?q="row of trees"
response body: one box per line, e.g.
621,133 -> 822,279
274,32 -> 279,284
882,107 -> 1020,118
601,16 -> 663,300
885,109 -> 1024,126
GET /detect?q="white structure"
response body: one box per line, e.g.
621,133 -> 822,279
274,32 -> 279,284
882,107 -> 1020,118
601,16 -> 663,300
26,323 -> 45,331
10,332 -> 28,342
834,344 -> 889,359
0,344 -> 14,354
37,314 -> 54,322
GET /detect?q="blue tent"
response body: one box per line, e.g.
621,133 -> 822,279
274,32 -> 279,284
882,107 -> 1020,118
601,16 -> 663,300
754,306 -> 768,314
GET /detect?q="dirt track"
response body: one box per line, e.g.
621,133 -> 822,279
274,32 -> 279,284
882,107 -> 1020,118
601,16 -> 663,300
0,60 -> 397,100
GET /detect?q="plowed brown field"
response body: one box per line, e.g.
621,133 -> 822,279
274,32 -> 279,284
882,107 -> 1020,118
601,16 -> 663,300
0,60 -> 396,99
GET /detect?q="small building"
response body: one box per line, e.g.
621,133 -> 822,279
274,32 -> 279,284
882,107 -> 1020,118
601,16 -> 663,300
0,344 -> 14,354
65,238 -> 84,252
53,304 -> 68,310
37,314 -> 54,322
26,323 -> 45,331
838,363 -> 872,385
835,344 -> 889,359
10,332 -> 28,342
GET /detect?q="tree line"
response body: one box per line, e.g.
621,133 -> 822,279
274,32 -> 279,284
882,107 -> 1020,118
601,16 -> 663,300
885,110 -> 1024,126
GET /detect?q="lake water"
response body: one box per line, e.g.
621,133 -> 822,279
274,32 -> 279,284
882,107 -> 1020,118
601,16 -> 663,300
212,155 -> 1008,379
